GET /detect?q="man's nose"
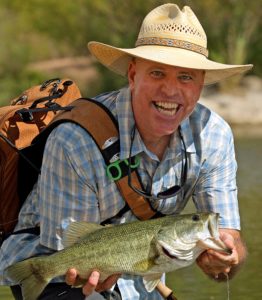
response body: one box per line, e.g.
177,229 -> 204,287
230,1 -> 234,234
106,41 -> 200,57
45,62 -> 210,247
161,76 -> 180,97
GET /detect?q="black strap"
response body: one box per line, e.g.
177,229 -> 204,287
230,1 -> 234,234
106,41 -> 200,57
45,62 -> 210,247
1,227 -> 40,246
16,105 -> 74,122
100,204 -> 130,226
11,227 -> 40,236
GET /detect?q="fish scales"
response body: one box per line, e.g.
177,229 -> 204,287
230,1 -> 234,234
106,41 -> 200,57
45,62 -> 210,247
52,216 -> 171,276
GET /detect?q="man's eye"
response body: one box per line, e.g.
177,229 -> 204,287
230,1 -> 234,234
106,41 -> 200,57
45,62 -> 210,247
179,74 -> 193,81
150,70 -> 164,78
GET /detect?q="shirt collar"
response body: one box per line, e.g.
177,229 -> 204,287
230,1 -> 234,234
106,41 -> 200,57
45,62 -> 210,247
180,118 -> 197,154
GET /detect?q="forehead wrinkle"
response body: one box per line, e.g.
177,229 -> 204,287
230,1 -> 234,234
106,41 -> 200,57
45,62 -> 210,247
133,58 -> 205,78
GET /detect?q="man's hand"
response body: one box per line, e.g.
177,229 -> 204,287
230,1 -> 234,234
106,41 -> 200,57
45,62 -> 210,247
196,229 -> 247,281
65,268 -> 120,296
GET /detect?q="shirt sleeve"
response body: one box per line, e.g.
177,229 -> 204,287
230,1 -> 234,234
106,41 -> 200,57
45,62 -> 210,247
38,122 -> 101,250
192,124 -> 240,229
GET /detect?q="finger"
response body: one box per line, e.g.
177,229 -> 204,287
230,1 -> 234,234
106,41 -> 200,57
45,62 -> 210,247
219,232 -> 235,249
197,251 -> 213,266
208,248 -> 238,265
65,268 -> 78,286
197,252 -> 230,276
96,274 -> 121,292
205,251 -> 234,269
197,252 -> 215,274
82,270 -> 100,296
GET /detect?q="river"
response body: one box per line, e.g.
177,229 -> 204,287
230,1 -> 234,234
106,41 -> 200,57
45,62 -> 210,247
167,130 -> 262,300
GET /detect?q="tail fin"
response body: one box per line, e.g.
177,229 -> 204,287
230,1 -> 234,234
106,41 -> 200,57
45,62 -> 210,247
6,258 -> 49,300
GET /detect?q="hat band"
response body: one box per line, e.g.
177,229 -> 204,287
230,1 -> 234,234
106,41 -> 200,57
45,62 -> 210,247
135,37 -> 208,57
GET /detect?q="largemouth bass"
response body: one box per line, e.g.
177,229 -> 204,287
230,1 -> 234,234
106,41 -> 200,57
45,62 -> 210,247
6,213 -> 230,300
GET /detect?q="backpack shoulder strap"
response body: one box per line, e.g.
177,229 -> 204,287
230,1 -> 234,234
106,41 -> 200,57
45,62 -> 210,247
41,98 -> 157,220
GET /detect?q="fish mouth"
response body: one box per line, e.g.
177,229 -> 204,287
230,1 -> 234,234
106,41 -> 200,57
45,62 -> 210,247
197,238 -> 232,254
198,213 -> 232,254
162,246 -> 178,260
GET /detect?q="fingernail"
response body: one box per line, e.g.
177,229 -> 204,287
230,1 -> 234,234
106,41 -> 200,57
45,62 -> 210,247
90,271 -> 99,278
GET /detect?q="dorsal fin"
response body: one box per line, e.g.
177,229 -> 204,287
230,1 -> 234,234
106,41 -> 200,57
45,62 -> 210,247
63,221 -> 103,247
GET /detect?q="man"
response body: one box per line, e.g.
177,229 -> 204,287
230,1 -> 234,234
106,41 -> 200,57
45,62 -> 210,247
0,3 -> 252,300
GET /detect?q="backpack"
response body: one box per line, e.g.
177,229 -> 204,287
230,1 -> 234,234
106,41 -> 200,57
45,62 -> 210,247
0,78 -> 82,242
0,79 -> 157,245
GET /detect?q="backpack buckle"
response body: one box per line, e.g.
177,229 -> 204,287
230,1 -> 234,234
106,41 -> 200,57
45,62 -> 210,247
102,136 -> 118,150
16,108 -> 34,122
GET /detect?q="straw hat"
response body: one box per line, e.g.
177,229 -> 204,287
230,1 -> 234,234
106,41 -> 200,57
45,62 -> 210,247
88,3 -> 253,85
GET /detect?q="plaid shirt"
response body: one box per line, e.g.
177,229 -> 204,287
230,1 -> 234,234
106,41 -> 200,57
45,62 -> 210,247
0,87 -> 240,299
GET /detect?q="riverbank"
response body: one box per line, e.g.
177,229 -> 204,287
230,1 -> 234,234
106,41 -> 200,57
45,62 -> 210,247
200,75 -> 262,132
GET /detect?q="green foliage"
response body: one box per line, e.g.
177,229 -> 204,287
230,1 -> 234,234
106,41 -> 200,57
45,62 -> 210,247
0,0 -> 261,105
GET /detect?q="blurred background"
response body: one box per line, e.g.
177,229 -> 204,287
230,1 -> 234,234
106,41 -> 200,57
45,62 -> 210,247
0,0 -> 261,299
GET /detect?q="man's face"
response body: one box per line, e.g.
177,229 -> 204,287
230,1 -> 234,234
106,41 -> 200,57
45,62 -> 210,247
128,59 -> 204,142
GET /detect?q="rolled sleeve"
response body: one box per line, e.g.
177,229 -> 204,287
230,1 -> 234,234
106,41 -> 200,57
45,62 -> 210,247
192,123 -> 240,229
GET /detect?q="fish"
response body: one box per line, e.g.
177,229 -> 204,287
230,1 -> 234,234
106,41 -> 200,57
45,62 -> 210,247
6,213 -> 230,300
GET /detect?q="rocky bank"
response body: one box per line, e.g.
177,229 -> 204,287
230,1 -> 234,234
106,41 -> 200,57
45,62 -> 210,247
200,76 -> 262,126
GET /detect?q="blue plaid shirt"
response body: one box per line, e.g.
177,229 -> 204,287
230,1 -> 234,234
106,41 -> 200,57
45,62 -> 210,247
0,87 -> 240,299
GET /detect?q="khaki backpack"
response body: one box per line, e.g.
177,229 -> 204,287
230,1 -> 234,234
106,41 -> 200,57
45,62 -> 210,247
0,78 -> 81,240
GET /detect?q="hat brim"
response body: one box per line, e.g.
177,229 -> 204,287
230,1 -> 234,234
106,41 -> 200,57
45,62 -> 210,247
88,41 -> 253,85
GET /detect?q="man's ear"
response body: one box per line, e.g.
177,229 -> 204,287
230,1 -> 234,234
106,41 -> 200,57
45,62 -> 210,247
127,59 -> 136,91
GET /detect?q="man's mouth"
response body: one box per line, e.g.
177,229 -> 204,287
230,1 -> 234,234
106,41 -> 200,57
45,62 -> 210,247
153,101 -> 179,116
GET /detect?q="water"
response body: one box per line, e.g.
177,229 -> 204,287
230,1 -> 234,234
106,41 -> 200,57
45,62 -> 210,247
166,132 -> 262,300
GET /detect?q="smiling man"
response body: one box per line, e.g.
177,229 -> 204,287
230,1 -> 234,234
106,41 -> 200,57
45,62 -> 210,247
1,3 -> 253,300
128,59 -> 205,159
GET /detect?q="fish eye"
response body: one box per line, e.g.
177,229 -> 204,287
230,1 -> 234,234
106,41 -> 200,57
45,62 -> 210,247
192,214 -> 200,221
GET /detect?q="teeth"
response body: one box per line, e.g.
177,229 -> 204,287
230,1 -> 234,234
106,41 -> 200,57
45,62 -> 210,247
154,101 -> 178,116
155,102 -> 178,109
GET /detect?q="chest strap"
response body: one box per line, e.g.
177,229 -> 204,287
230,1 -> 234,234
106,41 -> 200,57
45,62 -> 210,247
42,98 -> 157,220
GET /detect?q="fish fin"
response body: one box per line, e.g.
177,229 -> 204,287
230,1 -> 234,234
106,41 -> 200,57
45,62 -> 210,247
143,274 -> 162,292
133,258 -> 155,272
6,259 -> 49,300
63,221 -> 103,247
